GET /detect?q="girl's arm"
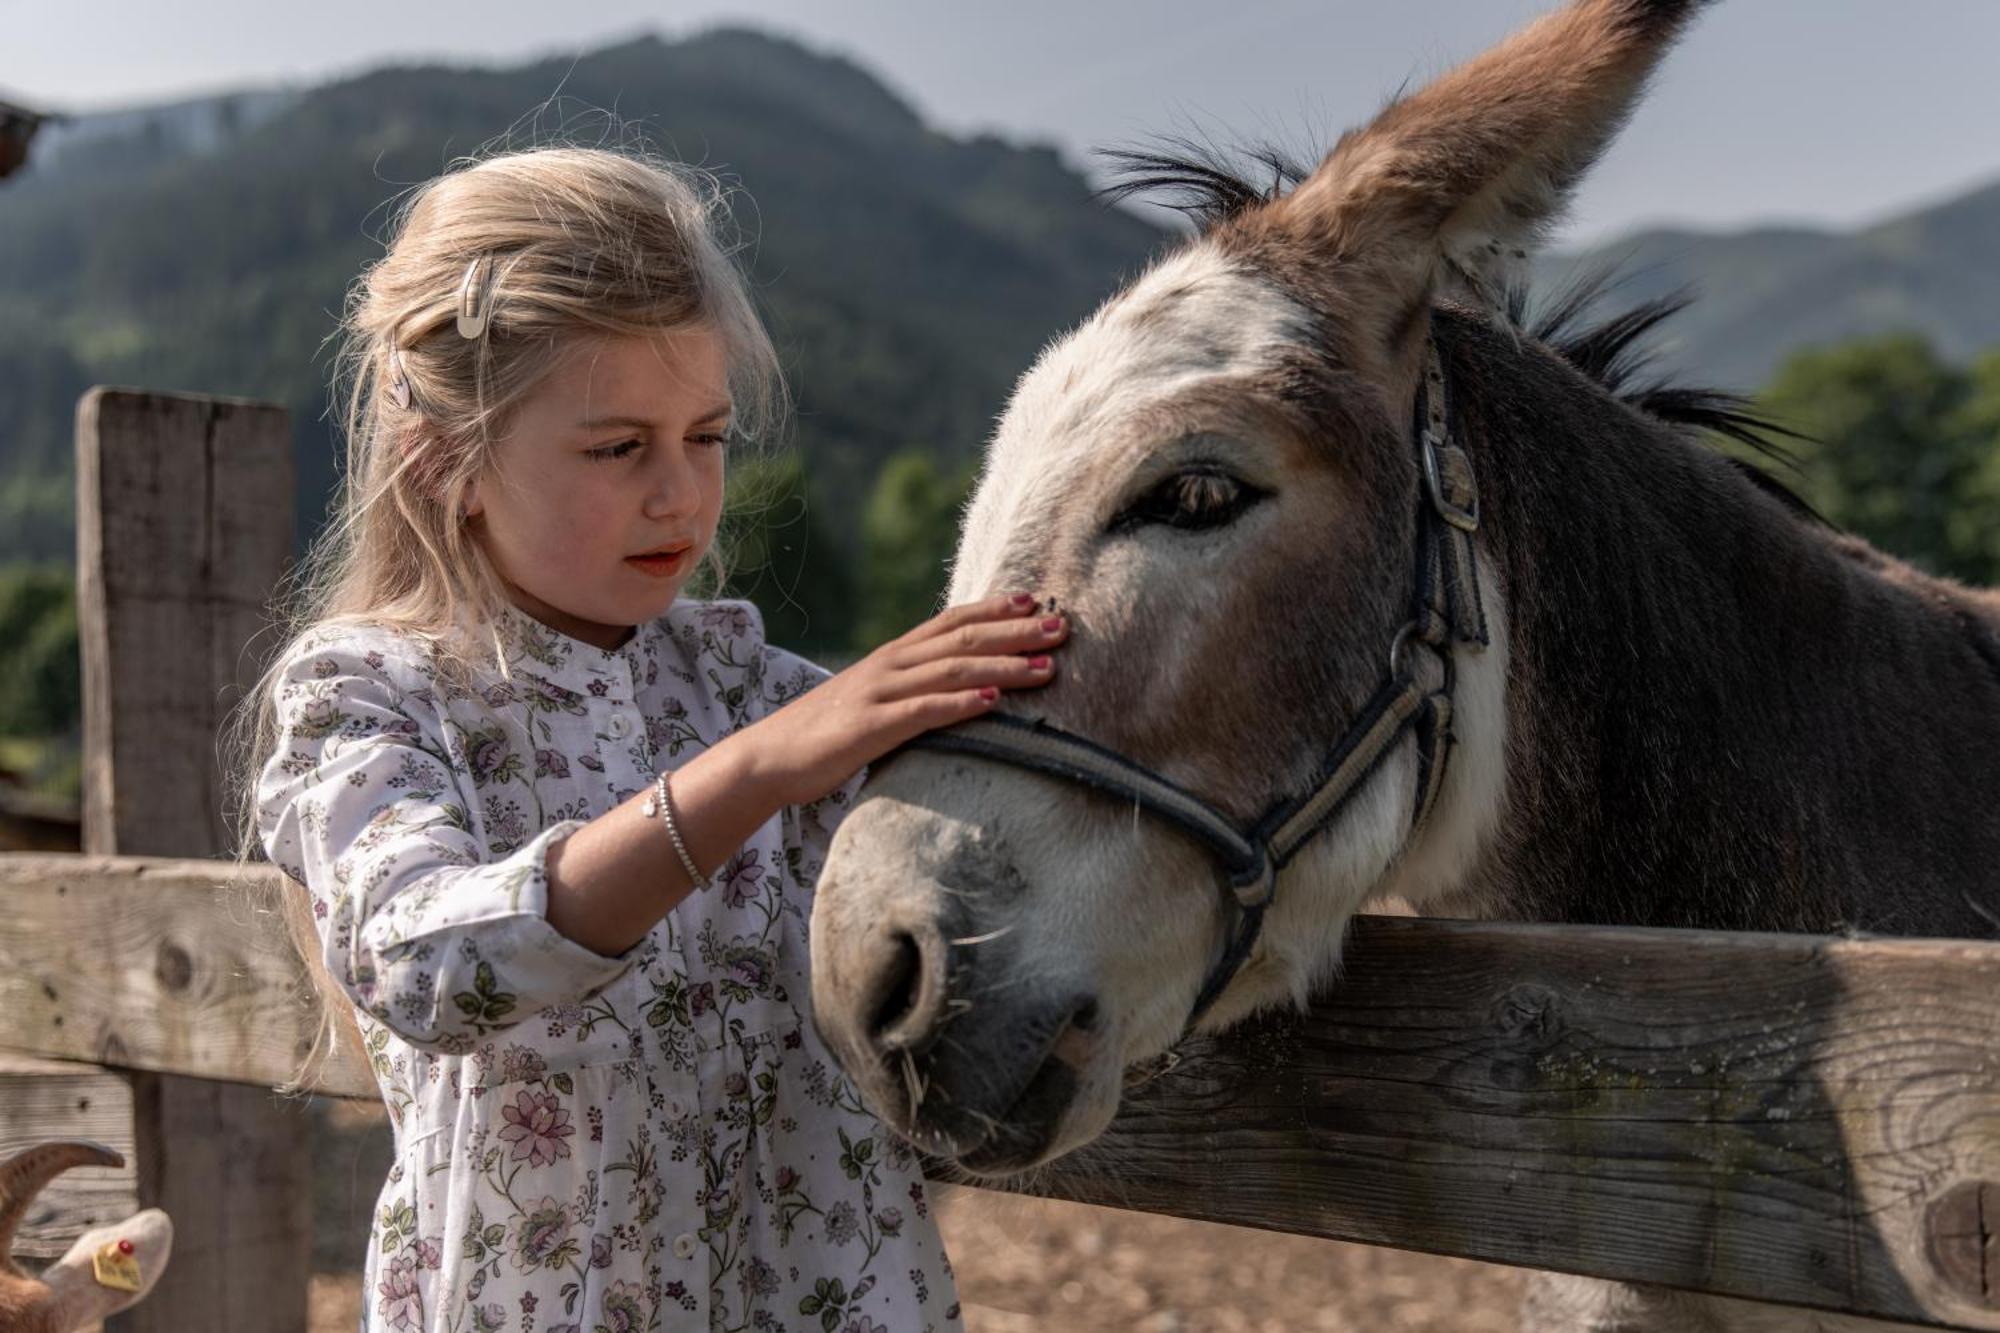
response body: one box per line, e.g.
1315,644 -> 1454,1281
543,592 -> 1064,955
259,638 -> 639,1052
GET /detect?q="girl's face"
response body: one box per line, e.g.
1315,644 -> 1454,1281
467,328 -> 730,649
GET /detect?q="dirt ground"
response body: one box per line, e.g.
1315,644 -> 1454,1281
310,1100 -> 1526,1332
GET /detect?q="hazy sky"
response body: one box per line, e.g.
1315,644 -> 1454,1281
9,0 -> 2000,246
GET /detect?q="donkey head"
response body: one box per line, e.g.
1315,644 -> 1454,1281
811,0 -> 1710,1174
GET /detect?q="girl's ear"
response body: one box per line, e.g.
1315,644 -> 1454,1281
462,478 -> 484,521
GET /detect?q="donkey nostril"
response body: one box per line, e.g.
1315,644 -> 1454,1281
868,931 -> 924,1050
1071,998 -> 1100,1032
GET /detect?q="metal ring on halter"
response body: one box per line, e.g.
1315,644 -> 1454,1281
1388,620 -> 1428,680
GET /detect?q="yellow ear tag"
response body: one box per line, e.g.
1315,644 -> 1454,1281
92,1239 -> 142,1292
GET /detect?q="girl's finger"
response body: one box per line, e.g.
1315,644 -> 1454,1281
877,653 -> 1055,701
897,592 -> 1038,645
888,686 -> 1003,738
888,613 -> 1066,668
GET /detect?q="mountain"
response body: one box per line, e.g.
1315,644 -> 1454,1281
7,33 -> 1997,568
24,87 -> 302,178
0,31 -> 1168,561
1539,178 -> 2000,392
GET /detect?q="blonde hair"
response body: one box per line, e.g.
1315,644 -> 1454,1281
234,144 -> 782,1090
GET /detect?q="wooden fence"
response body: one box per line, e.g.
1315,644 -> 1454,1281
1,390 -> 1997,1331
5,388 -> 307,1333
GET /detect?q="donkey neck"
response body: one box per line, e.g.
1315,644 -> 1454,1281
1436,309 -> 2000,938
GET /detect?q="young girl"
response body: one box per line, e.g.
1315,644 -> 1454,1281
249,146 -> 1065,1333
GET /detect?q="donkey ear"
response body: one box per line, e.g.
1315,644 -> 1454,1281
1272,0 -> 1708,340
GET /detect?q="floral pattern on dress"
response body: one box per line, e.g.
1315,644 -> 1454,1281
259,600 -> 961,1333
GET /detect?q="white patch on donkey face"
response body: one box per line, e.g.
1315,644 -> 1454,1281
811,237 -> 1516,1174
950,243 -> 1314,601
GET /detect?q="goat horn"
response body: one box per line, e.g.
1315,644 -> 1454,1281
0,1141 -> 126,1278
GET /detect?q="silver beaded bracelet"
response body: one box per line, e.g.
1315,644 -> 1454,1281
642,770 -> 702,884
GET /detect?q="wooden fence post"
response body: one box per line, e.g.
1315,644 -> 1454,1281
74,388 -> 309,1333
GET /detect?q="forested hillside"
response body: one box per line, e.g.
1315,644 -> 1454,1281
1541,179 -> 2000,391
5,36 -> 1999,807
0,30 -> 1166,565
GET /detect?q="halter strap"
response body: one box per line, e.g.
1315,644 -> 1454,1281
902,325 -> 1486,1034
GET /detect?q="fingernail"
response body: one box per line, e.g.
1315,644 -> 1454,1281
979,686 -> 1000,702
1041,616 -> 1063,633
1010,593 -> 1036,609
1029,655 -> 1051,670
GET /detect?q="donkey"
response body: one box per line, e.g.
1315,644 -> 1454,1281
806,0 -> 2000,1328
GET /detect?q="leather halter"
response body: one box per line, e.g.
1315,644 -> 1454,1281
902,325 -> 1489,1036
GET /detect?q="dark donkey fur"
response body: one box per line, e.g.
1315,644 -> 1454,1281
1445,303 -> 2000,937
1106,136 -> 2000,941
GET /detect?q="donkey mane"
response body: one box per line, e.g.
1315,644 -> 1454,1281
1101,140 -> 1818,521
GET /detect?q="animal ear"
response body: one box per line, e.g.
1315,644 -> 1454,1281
1272,0 -> 1707,342
43,1208 -> 175,1328
1,1140 -> 126,1279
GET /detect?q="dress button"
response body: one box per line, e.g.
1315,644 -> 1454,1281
667,1098 -> 686,1118
673,1232 -> 699,1260
607,713 -> 632,739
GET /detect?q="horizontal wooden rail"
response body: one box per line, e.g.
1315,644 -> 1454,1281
1,853 -> 1996,1328
0,855 -> 372,1098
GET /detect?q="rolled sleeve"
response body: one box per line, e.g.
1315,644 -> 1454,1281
258,643 -> 635,1053
756,636 -> 869,906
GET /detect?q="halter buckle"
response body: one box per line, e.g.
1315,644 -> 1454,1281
1422,433 -> 1480,533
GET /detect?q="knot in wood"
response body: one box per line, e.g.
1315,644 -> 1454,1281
1924,1181 -> 1998,1310
154,941 -> 194,993
1489,983 -> 1563,1042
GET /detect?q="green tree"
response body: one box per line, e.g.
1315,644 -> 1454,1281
710,453 -> 856,660
0,564 -> 81,737
1950,349 -> 2000,576
1762,335 -> 2000,584
855,451 -> 975,650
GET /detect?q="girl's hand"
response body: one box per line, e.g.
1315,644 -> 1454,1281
546,593 -> 1062,954
734,592 -> 1066,808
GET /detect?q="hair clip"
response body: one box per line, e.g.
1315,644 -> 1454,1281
386,347 -> 413,410
456,255 -> 495,340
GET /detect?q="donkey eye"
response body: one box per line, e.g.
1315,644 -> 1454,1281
1113,467 -> 1263,534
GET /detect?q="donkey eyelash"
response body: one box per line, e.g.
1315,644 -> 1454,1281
1110,466 -> 1266,534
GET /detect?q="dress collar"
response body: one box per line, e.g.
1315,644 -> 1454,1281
494,603 -> 670,702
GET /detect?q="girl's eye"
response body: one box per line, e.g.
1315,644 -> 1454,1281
1111,467 -> 1265,534
585,439 -> 643,462
689,431 -> 728,449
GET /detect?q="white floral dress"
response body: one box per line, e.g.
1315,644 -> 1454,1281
258,601 -> 962,1333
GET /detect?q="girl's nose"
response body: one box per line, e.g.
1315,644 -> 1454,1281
641,445 -> 701,521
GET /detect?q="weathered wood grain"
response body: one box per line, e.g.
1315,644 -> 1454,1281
0,856 -> 374,1100
72,388 -> 311,1333
1032,916 -> 2000,1331
5,856 -> 1997,1327
0,1055 -> 138,1260
75,388 -> 292,860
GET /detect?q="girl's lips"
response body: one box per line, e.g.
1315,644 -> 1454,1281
625,547 -> 692,579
